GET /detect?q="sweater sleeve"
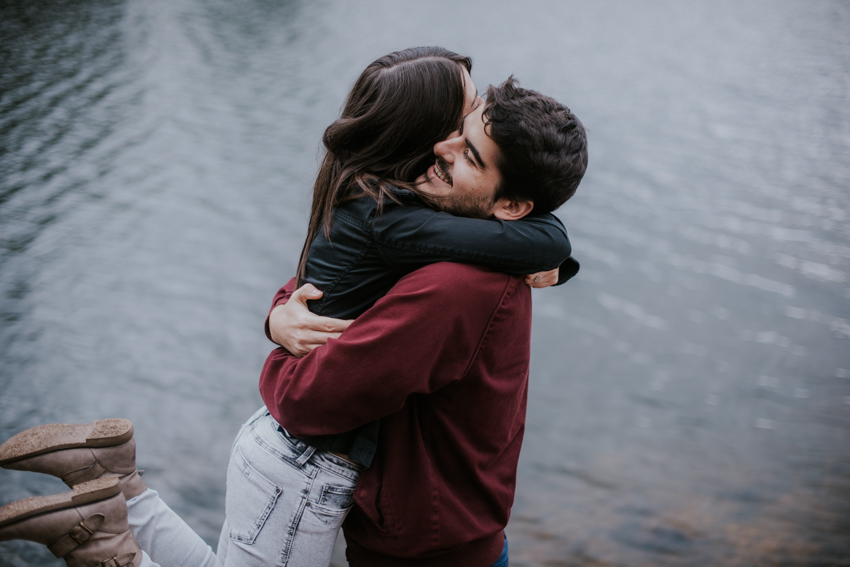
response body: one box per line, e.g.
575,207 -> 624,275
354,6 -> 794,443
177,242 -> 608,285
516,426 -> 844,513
259,263 -> 515,437
372,205 -> 573,275
264,278 -> 296,343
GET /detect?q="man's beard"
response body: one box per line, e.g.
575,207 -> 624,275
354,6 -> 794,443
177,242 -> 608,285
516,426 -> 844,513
434,192 -> 496,219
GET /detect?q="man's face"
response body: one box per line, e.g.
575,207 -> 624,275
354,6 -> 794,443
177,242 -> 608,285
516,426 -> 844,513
416,102 -> 504,219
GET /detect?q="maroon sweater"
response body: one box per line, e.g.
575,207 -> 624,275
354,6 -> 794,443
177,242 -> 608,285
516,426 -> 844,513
260,263 -> 531,566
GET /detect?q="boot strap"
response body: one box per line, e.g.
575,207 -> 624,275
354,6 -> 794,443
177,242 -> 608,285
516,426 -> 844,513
99,552 -> 137,567
47,514 -> 105,558
64,461 -> 108,484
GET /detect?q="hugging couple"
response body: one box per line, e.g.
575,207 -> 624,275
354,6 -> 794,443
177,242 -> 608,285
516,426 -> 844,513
0,46 -> 587,567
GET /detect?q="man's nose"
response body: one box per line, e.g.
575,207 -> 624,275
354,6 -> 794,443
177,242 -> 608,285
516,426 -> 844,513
434,135 -> 462,160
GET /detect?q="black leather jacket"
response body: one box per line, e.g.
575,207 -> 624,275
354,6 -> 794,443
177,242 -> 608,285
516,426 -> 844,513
303,189 -> 579,320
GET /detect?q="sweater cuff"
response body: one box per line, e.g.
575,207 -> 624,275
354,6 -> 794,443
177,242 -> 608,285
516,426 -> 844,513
554,257 -> 580,286
264,278 -> 297,342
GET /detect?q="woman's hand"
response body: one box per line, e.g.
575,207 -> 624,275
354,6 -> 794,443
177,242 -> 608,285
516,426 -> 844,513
524,268 -> 559,288
268,284 -> 353,357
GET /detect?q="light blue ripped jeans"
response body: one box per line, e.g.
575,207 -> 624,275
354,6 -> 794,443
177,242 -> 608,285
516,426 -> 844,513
128,406 -> 362,567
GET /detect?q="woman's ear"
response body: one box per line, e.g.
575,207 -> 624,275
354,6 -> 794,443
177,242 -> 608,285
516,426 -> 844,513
493,198 -> 534,221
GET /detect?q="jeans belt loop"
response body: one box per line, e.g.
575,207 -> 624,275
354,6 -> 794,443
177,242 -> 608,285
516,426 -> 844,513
295,445 -> 317,467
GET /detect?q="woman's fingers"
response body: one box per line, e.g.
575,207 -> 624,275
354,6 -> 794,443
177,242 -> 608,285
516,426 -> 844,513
524,268 -> 560,288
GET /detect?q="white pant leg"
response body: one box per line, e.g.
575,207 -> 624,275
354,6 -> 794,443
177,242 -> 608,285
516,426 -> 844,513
127,488 -> 219,567
138,550 -> 160,567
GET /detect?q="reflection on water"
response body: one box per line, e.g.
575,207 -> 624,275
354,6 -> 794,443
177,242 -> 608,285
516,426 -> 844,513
1,0 -> 849,565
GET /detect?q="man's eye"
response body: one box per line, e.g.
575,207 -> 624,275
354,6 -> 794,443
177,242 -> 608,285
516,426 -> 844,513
463,149 -> 474,165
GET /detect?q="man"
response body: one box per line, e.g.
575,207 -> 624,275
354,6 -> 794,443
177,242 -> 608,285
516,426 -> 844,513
261,77 -> 588,566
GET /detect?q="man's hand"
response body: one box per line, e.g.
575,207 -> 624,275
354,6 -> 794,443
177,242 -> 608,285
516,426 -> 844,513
524,268 -> 559,288
269,284 -> 353,357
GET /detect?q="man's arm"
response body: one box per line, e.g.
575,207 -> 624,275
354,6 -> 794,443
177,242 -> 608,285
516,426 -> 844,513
259,263 -> 520,437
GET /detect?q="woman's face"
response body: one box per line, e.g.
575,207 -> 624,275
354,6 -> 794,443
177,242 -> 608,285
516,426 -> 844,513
460,66 -> 483,119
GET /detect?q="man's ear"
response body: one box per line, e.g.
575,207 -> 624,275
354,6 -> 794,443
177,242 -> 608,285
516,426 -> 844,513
493,198 -> 534,221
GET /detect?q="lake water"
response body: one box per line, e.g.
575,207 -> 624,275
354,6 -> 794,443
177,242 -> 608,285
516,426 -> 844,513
1,1 -> 849,565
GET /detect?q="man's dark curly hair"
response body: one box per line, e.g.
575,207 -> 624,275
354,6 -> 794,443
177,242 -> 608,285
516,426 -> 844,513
484,77 -> 588,213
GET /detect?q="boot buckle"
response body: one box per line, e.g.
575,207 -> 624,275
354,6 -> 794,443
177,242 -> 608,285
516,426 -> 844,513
99,552 -> 135,567
68,520 -> 95,544
47,515 -> 104,558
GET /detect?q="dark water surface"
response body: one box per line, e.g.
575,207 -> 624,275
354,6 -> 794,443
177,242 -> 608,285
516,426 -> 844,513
2,1 -> 849,565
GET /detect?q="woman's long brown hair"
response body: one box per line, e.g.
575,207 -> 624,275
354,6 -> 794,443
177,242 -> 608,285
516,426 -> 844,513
295,47 -> 472,286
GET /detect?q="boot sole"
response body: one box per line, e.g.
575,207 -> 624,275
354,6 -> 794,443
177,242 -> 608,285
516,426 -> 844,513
0,477 -> 121,528
0,419 -> 134,466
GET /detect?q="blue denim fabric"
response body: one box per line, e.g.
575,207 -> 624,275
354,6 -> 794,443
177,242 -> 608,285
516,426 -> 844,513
216,407 -> 362,567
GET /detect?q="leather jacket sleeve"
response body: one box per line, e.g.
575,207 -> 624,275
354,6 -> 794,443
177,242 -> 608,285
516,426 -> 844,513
372,204 -> 578,284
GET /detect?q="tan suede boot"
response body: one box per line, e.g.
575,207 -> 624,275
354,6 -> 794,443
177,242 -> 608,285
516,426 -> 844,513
0,477 -> 141,567
0,419 -> 147,500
